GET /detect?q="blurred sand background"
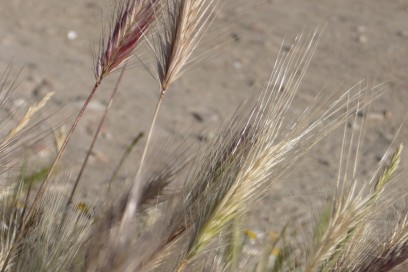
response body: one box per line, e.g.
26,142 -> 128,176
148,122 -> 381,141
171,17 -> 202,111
0,0 -> 408,235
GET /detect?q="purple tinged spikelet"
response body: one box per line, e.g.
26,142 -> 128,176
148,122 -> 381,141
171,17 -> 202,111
96,0 -> 159,82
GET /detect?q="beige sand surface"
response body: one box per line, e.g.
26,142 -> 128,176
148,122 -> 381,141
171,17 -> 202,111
0,0 -> 407,234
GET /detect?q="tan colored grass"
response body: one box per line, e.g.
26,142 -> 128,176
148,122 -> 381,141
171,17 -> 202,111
117,0 -> 218,242
0,183 -> 92,271
2,92 -> 54,146
174,35 -> 383,272
104,31 -> 385,272
305,130 -> 403,272
1,1 -> 407,271
156,0 -> 218,92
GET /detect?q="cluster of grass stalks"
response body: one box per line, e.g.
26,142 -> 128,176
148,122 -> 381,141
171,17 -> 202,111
0,0 -> 406,271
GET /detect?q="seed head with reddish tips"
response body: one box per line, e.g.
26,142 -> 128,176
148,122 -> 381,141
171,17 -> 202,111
96,0 -> 160,83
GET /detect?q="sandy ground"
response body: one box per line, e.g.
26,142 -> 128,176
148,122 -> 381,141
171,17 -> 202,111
1,0 -> 408,238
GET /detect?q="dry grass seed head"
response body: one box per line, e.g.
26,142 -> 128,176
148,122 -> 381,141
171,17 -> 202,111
155,0 -> 218,91
179,32 -> 370,270
118,30 -> 383,271
3,92 -> 54,146
327,158 -> 407,272
0,68 -> 54,179
305,117 -> 403,272
96,0 -> 160,82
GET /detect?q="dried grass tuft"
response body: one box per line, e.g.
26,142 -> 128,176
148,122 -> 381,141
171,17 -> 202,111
106,31 -> 384,272
0,1 -> 407,272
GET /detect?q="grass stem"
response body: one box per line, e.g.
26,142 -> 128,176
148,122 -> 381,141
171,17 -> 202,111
1,81 -> 101,272
58,64 -> 128,233
119,88 -> 166,235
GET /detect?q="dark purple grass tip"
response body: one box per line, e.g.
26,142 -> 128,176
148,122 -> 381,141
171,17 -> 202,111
96,0 -> 159,82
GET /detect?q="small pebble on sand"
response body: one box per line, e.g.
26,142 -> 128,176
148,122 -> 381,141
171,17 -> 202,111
67,30 -> 77,41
